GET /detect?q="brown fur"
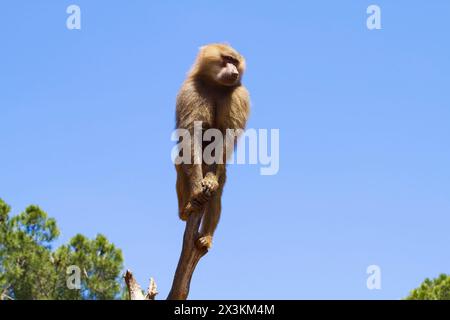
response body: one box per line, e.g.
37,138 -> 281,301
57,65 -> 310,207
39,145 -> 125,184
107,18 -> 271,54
175,44 -> 250,249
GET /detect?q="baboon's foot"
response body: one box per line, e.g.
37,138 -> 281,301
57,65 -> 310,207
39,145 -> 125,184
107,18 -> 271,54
182,186 -> 207,217
179,209 -> 189,221
181,198 -> 201,218
196,235 -> 213,250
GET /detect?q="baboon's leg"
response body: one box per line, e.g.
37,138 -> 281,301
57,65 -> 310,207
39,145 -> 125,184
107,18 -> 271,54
180,127 -> 206,216
176,165 -> 191,221
196,167 -> 226,249
196,191 -> 222,250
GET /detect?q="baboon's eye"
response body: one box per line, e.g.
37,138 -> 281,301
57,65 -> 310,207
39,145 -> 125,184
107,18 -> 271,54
222,55 -> 239,66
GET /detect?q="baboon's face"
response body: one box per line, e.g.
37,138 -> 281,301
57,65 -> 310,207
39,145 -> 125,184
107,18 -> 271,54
215,55 -> 241,86
200,45 -> 245,87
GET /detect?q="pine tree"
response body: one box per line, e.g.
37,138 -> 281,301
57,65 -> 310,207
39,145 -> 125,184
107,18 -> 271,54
0,198 -> 125,300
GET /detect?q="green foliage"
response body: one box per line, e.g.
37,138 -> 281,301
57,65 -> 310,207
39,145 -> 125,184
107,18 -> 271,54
406,274 -> 450,300
0,198 -> 125,300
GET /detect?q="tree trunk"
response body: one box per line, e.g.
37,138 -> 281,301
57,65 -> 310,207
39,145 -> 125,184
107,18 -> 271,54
125,210 -> 208,300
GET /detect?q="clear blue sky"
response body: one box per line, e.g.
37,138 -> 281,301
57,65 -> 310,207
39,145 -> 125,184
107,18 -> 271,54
1,1 -> 449,299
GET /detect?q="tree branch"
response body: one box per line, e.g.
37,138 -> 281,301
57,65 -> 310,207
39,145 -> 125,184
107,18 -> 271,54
125,210 -> 208,300
167,210 -> 208,300
124,270 -> 158,300
0,285 -> 13,300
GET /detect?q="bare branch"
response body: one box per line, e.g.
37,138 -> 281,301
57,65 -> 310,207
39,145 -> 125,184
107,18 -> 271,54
0,285 -> 13,301
167,210 -> 208,300
124,270 -> 146,300
124,270 -> 158,300
145,277 -> 158,300
125,209 -> 209,300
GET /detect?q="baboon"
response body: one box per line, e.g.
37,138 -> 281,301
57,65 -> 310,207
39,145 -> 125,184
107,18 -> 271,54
175,43 -> 250,249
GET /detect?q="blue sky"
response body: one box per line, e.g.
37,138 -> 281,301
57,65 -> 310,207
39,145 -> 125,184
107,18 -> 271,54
1,1 -> 449,299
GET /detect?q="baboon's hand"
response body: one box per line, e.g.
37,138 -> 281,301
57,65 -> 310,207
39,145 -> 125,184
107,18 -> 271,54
182,174 -> 219,217
201,173 -> 219,197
